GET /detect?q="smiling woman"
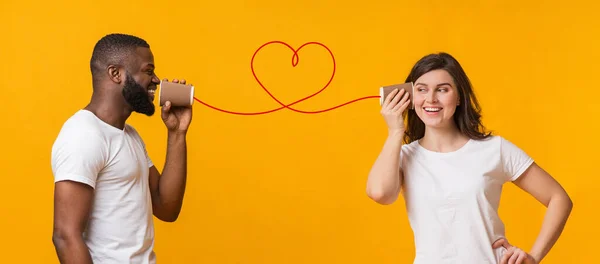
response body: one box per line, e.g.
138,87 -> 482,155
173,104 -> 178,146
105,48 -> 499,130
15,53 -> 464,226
413,70 -> 461,127
403,53 -> 491,145
366,52 -> 573,264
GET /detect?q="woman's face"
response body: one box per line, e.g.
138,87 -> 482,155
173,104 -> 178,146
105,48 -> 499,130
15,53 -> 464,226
413,69 -> 460,129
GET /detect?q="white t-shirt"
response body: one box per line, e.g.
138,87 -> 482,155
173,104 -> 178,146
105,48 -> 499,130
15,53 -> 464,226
399,135 -> 534,264
51,109 -> 156,264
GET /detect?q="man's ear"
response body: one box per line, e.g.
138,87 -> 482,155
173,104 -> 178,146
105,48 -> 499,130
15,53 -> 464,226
107,65 -> 123,84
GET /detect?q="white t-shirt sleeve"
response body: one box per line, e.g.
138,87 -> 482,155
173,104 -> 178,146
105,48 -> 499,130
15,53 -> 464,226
143,141 -> 154,168
500,137 -> 534,182
51,130 -> 106,189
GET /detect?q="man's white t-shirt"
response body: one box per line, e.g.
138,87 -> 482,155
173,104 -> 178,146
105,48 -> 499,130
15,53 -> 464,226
399,135 -> 534,264
51,109 -> 156,264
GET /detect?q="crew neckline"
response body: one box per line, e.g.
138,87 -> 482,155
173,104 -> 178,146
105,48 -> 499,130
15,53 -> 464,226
416,138 -> 473,156
79,109 -> 126,133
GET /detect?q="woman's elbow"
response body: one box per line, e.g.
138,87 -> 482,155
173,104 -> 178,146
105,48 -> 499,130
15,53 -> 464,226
551,190 -> 573,214
366,187 -> 398,205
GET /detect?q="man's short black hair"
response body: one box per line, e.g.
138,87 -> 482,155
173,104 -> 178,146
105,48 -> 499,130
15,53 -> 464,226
90,33 -> 150,83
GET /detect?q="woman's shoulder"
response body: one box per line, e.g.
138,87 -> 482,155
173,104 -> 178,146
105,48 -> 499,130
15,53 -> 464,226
401,139 -> 421,152
469,134 -> 502,145
469,134 -> 527,154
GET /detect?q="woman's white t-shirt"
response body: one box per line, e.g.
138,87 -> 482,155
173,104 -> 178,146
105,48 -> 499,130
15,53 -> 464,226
400,135 -> 534,264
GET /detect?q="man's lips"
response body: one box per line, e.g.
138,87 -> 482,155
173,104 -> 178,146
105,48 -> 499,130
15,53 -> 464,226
148,87 -> 156,100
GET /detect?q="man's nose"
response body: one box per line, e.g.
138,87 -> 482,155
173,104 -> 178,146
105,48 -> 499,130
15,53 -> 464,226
152,75 -> 160,84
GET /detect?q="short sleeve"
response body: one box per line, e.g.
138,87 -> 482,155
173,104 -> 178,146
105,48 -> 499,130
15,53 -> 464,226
51,130 -> 106,189
500,137 -> 534,182
143,141 -> 154,168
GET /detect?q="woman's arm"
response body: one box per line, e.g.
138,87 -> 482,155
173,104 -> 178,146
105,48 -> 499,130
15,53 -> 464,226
366,130 -> 404,205
366,88 -> 411,205
512,162 -> 573,262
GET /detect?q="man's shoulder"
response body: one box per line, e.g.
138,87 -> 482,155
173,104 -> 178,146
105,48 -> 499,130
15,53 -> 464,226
52,110 -> 111,151
56,110 -> 103,137
51,110 -> 111,173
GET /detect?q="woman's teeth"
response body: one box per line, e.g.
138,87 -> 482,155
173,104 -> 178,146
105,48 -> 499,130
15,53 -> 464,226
424,107 -> 441,112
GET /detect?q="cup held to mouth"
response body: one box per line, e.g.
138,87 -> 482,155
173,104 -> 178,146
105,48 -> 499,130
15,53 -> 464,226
158,80 -> 195,107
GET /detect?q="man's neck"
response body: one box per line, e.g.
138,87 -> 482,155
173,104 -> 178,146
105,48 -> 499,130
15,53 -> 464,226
84,91 -> 132,130
419,123 -> 469,153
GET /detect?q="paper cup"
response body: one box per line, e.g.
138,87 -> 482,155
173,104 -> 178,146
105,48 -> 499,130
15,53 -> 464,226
158,80 -> 195,107
379,82 -> 414,109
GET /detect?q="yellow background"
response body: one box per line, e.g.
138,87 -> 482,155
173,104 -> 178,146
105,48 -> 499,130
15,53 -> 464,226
1,0 -> 596,263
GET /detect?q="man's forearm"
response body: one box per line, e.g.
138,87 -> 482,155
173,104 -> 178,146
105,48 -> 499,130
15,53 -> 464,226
157,131 -> 188,218
529,195 -> 573,262
53,235 -> 93,264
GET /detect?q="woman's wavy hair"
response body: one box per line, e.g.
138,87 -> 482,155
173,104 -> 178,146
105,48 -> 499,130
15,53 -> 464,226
402,52 -> 492,144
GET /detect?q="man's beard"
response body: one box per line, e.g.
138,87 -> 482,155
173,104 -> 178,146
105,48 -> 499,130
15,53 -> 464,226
122,73 -> 155,116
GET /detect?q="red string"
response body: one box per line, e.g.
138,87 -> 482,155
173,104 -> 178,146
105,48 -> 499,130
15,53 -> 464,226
193,41 -> 380,115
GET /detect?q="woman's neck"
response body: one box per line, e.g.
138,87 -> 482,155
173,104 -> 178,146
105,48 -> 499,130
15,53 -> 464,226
419,123 -> 470,153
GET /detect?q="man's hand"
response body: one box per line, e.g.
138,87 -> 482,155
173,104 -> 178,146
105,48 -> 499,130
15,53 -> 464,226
493,238 -> 538,264
161,78 -> 193,133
